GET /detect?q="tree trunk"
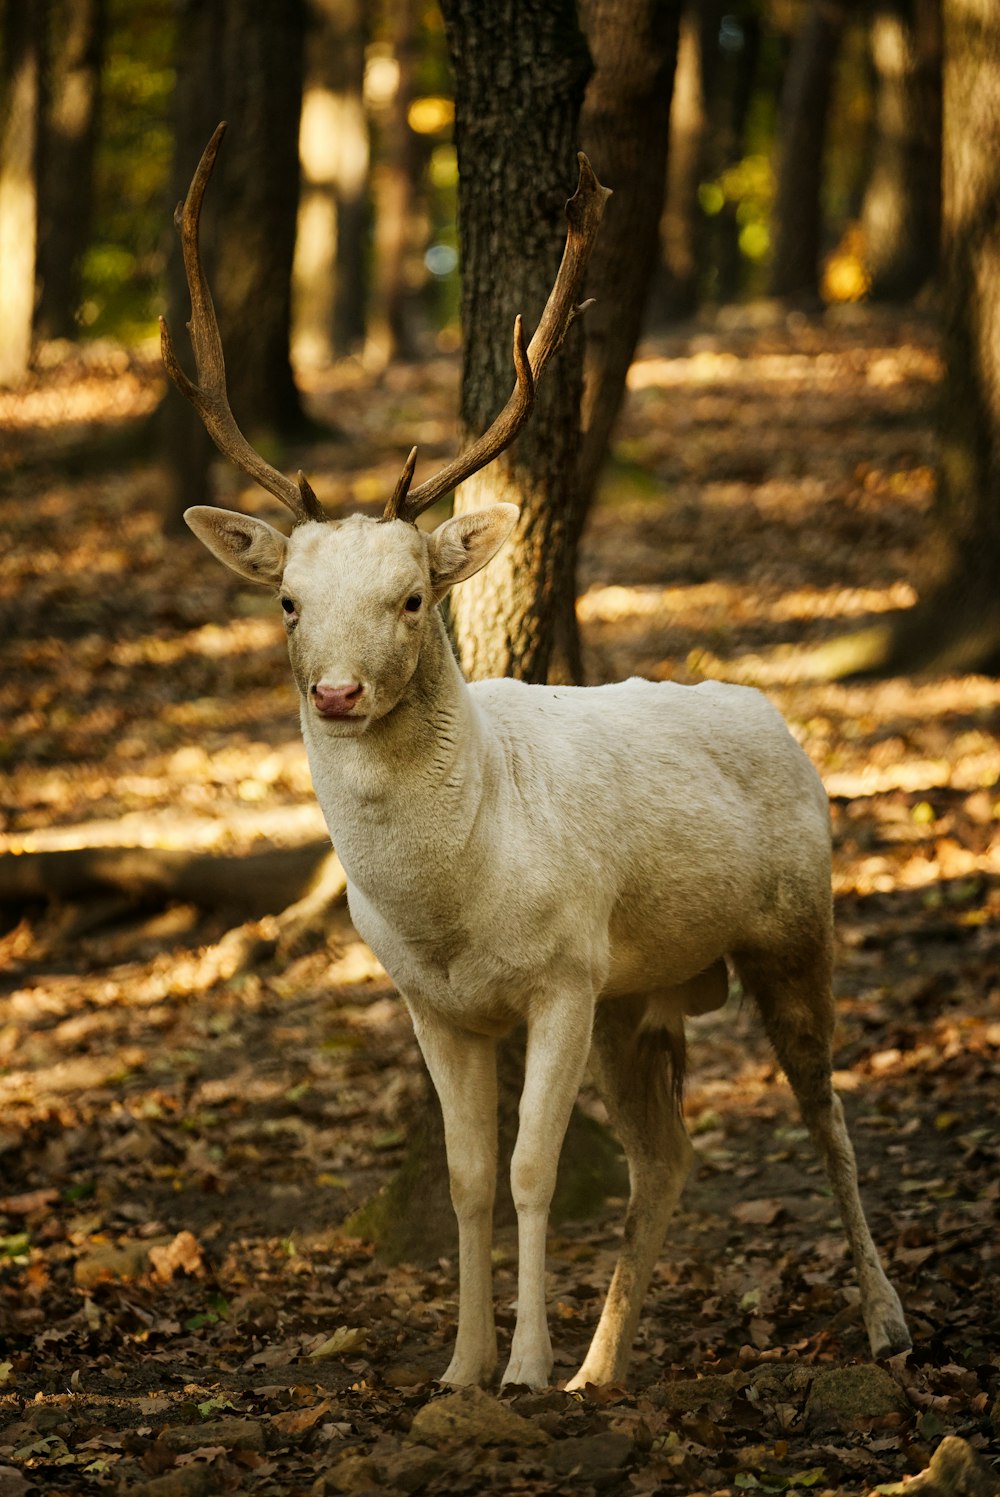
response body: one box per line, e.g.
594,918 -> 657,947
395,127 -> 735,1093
813,0 -> 1000,677
366,0 -> 423,366
442,0 -> 593,685
707,7 -> 762,305
0,0 -> 45,387
908,0 -> 1000,665
563,0 -> 682,679
769,0 -> 849,301
860,0 -> 941,301
160,0 -> 308,530
293,0 -> 370,367
651,0 -> 721,324
349,1 -> 635,1268
36,0 -> 105,342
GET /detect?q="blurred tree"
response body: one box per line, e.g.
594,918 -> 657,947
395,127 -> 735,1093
770,0 -> 849,300
906,0 -> 1000,668
704,2 -> 764,304
293,0 -> 370,367
36,0 -> 105,341
819,0 -> 1000,676
651,0 -> 721,323
860,0 -> 941,301
160,0 -> 307,528
0,0 -> 45,386
367,0 -> 423,364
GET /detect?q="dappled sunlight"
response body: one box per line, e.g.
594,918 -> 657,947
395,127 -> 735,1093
626,340 -> 941,393
578,578 -> 917,630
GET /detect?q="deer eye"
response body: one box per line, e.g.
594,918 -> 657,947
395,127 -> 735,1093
280,596 -> 296,615
403,593 -> 423,614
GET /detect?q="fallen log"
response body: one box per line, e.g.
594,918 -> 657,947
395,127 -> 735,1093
0,841 -> 337,917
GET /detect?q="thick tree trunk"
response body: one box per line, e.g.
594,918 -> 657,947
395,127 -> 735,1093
769,0 -> 849,301
861,0 -> 941,301
442,0 -> 592,684
36,0 -> 105,341
651,0 -> 720,324
293,0 -> 370,367
0,0 -> 45,387
351,2 -> 633,1268
912,0 -> 1000,664
813,0 -> 1000,678
160,0 -> 307,530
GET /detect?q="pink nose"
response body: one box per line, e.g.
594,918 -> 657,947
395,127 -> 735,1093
312,680 -> 365,717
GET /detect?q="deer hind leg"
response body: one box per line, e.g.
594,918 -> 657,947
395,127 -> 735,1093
566,996 -> 693,1390
735,942 -> 911,1359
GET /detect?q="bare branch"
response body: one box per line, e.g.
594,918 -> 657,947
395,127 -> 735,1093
383,152 -> 611,524
160,122 -> 326,527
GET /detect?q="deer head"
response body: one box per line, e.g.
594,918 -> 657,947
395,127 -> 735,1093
162,124 -> 609,730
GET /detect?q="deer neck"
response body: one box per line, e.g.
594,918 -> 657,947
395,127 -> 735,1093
300,610 -> 492,881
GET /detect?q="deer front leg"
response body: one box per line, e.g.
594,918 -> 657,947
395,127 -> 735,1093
411,1009 -> 499,1387
504,991 -> 595,1390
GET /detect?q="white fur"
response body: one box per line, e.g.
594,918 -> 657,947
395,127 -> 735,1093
185,503 -> 911,1390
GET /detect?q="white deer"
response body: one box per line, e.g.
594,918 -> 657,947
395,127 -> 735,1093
163,126 -> 911,1391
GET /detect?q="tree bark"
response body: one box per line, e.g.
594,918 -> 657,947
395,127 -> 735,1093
0,0 -> 45,387
441,0 -> 593,685
769,0 -> 849,301
861,0 -> 941,301
160,0 -> 307,530
293,0 -> 370,367
36,0 -> 106,341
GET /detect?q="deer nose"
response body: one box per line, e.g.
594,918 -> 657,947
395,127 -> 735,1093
312,680 -> 365,718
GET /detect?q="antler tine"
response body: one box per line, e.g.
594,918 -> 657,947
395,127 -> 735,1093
160,122 -> 326,527
388,152 -> 611,526
382,445 -> 419,522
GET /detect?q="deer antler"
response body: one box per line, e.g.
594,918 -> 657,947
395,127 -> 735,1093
382,152 -> 611,525
160,122 -> 327,526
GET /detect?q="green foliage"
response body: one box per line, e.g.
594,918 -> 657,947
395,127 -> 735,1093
81,0 -> 175,340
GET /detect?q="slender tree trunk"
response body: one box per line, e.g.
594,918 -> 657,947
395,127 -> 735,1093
36,0 -> 105,341
861,0 -> 941,300
0,0 -> 45,387
442,0 -> 592,685
769,0 -> 849,301
557,0 -> 682,680
367,0 -> 422,365
293,0 -> 370,367
160,0 -> 307,530
651,0 -> 720,324
709,7 -> 761,304
215,0 -> 307,434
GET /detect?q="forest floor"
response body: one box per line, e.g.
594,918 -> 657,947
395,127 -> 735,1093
0,306 -> 998,1496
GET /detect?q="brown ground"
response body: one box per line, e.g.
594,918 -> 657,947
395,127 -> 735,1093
0,307 -> 998,1495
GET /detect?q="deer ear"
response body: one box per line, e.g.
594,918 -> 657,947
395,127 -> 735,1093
184,506 -> 288,586
427,504 -> 519,597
